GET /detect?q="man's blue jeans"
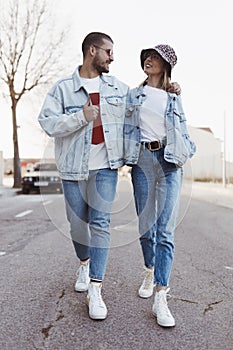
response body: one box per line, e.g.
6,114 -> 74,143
131,146 -> 183,287
62,168 -> 118,281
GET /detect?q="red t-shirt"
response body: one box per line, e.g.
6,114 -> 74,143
89,92 -> 104,145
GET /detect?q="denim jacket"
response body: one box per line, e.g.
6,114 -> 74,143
38,67 -> 129,180
124,85 -> 196,167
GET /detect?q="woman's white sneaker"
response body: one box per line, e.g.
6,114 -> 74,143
152,288 -> 175,327
138,266 -> 154,298
87,282 -> 107,320
74,259 -> 90,292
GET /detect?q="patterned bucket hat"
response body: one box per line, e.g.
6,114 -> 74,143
140,44 -> 177,76
153,44 -> 177,68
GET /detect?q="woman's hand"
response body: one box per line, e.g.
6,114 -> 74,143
167,82 -> 181,95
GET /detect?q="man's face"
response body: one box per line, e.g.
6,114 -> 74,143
92,39 -> 114,74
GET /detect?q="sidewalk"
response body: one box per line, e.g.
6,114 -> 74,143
0,177 -> 18,197
191,181 -> 233,210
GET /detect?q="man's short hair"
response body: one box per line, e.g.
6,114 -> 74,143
82,32 -> 113,57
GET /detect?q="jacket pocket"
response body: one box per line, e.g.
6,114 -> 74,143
104,96 -> 125,118
65,105 -> 83,114
105,96 -> 124,106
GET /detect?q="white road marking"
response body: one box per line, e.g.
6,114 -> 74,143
15,210 -> 33,218
0,251 -> 6,256
43,200 -> 53,205
224,266 -> 233,270
112,225 -> 126,230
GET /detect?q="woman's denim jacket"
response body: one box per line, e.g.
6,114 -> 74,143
124,85 -> 196,167
38,67 -> 129,180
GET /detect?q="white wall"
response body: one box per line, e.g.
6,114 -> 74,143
187,126 -> 226,180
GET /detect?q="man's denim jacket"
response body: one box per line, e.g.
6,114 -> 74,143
38,67 -> 129,180
124,85 -> 196,167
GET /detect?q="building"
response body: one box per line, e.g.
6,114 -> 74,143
187,126 -> 233,182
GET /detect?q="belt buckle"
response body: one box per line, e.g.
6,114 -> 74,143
148,140 -> 161,151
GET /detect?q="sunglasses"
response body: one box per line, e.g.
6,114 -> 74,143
94,45 -> 113,57
143,51 -> 161,61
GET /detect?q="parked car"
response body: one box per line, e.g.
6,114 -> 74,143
21,162 -> 63,194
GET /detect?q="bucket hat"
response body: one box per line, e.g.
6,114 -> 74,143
140,44 -> 177,76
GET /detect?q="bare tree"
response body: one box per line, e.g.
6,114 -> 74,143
0,0 -> 67,188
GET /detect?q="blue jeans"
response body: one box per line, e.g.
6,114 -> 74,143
131,146 -> 183,287
62,168 -> 118,281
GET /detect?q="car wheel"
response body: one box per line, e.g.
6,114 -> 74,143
22,188 -> 30,194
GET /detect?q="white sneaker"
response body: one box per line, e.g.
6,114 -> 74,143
87,282 -> 107,320
138,266 -> 154,298
74,259 -> 90,292
152,288 -> 175,327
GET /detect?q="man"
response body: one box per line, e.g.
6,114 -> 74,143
38,32 -> 128,320
38,32 -> 180,321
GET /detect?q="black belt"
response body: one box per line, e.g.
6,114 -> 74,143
143,139 -> 166,151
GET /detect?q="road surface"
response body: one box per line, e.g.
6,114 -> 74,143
0,178 -> 232,349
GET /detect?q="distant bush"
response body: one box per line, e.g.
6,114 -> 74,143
194,177 -> 222,183
194,177 -> 233,184
228,177 -> 233,184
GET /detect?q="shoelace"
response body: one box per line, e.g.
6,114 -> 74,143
92,285 -> 105,308
76,265 -> 88,283
157,290 -> 172,316
142,268 -> 154,289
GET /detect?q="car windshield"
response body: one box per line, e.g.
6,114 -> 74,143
33,163 -> 57,171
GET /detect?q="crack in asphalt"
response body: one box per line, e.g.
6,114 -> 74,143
203,299 -> 223,314
178,248 -> 233,292
172,296 -> 199,304
172,296 -> 224,315
41,288 -> 65,343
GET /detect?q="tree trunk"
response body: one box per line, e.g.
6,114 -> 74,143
11,101 -> 21,188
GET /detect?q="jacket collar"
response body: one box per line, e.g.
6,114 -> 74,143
72,66 -> 113,92
135,82 -> 176,100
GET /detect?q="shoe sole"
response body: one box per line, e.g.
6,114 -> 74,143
86,301 -> 107,320
138,284 -> 154,299
152,310 -> 175,327
157,320 -> 175,327
75,287 -> 88,292
74,280 -> 90,292
89,313 -> 107,320
138,291 -> 153,298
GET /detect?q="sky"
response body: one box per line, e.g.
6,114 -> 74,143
0,0 -> 233,160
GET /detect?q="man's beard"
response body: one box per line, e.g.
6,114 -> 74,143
93,57 -> 110,74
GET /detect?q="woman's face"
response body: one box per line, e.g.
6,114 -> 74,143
143,50 -> 165,76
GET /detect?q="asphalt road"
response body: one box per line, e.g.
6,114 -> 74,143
0,178 -> 232,350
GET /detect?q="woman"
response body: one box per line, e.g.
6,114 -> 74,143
124,44 -> 196,327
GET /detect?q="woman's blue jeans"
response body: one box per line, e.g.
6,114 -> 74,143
131,146 -> 183,287
62,168 -> 118,281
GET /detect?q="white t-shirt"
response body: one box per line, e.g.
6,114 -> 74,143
80,76 -> 109,170
140,85 -> 168,142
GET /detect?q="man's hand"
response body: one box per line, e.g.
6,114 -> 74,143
83,98 -> 99,122
167,82 -> 181,95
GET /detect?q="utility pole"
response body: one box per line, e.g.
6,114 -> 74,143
0,151 -> 3,186
222,111 -> 226,187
